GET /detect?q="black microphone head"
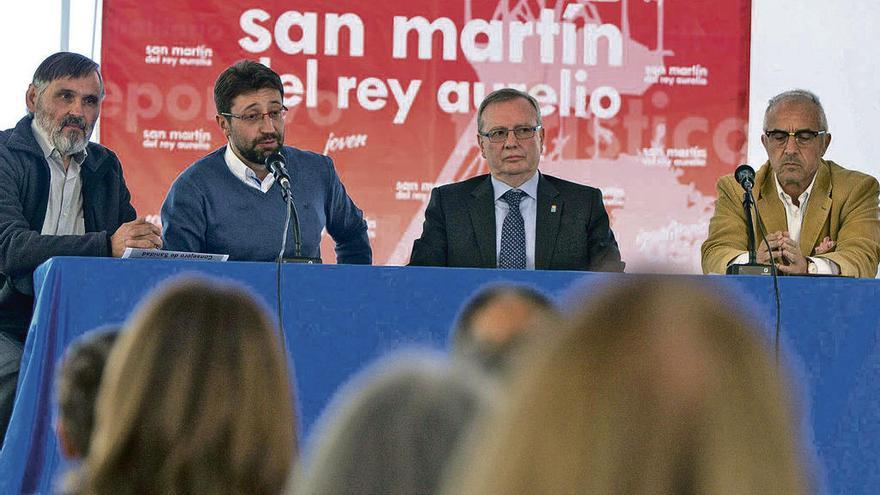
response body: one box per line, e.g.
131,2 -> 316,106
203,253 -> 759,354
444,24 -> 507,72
735,164 -> 756,190
265,151 -> 286,168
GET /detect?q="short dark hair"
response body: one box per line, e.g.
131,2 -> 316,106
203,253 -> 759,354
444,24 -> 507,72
452,283 -> 556,353
32,51 -> 103,97
214,60 -> 284,116
55,326 -> 120,457
476,88 -> 542,132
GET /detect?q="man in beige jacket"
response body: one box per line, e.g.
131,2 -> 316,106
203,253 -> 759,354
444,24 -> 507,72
702,90 -> 880,277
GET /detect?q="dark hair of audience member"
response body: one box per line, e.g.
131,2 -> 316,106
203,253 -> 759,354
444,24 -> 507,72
293,351 -> 496,495
451,283 -> 559,376
54,326 -> 119,460
77,277 -> 297,495
443,278 -> 807,494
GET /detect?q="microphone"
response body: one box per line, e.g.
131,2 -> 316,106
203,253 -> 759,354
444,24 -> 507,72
265,152 -> 291,190
726,163 -> 769,274
735,164 -> 756,191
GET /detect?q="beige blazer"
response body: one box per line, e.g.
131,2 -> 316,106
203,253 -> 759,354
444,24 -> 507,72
701,160 -> 880,277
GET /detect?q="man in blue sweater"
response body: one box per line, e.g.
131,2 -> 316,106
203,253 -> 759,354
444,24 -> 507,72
0,52 -> 161,440
161,61 -> 372,264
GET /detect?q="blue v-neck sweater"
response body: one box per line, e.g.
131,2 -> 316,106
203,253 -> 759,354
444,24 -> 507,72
161,146 -> 371,263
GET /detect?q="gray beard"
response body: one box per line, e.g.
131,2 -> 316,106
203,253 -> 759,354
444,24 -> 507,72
34,110 -> 90,157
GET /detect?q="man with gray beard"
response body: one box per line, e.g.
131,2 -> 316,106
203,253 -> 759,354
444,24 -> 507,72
0,52 -> 161,440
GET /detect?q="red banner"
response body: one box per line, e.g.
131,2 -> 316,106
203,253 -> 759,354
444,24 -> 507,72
101,0 -> 751,271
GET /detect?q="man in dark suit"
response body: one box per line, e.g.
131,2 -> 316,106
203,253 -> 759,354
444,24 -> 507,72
409,88 -> 623,271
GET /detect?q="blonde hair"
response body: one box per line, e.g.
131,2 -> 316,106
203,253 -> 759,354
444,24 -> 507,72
445,277 -> 806,495
80,277 -> 297,495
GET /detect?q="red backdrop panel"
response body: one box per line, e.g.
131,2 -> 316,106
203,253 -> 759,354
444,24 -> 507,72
101,0 -> 751,271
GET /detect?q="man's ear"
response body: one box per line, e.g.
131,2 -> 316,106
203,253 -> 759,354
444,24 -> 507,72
760,133 -> 770,155
215,114 -> 231,138
477,133 -> 487,159
819,133 -> 832,157
25,85 -> 38,113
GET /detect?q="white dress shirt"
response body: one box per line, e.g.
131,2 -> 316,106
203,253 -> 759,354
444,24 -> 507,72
224,145 -> 275,193
492,171 -> 539,270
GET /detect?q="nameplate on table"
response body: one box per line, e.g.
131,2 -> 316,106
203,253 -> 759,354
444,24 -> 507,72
121,248 -> 229,262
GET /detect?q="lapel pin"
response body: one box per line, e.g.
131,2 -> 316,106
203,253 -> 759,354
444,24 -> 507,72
550,204 -> 557,213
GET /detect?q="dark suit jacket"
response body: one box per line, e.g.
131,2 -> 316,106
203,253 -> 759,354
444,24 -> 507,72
0,115 -> 136,338
409,173 -> 624,271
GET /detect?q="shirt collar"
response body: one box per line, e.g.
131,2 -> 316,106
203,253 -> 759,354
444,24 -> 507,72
491,171 -> 540,201
30,118 -> 87,165
224,144 -> 275,189
773,170 -> 817,207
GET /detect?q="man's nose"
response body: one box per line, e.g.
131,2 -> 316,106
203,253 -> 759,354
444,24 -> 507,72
259,114 -> 276,133
783,133 -> 799,154
68,98 -> 84,116
503,130 -> 518,147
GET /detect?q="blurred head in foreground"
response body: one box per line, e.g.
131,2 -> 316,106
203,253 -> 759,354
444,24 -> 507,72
295,352 -> 496,495
79,277 -> 297,495
451,283 -> 560,377
55,326 -> 119,460
444,278 -> 806,495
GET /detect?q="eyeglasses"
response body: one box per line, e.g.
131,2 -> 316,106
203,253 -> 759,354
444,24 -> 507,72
221,106 -> 288,124
479,125 -> 542,143
764,129 -> 827,147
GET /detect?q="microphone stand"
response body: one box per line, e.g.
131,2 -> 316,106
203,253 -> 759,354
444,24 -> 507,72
725,165 -> 782,363
278,186 -> 295,261
270,158 -> 320,264
272,173 -> 319,373
744,189 -> 757,263
727,185 -> 772,276
275,181 -> 294,364
277,183 -> 302,260
267,154 -> 320,383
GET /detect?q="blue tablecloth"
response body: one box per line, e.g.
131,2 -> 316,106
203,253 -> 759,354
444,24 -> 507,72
1,257 -> 878,494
